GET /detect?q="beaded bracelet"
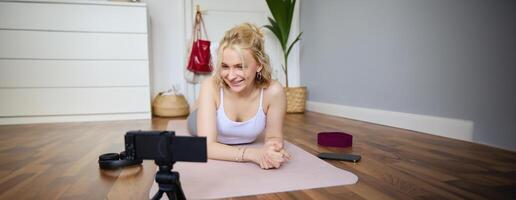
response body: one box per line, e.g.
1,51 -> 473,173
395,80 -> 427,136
240,147 -> 247,162
235,147 -> 247,162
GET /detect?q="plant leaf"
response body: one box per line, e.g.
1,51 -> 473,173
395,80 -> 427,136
286,32 -> 303,57
264,17 -> 286,51
265,0 -> 301,82
285,0 -> 296,40
266,0 -> 291,46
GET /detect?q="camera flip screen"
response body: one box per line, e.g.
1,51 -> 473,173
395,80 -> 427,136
171,136 -> 207,162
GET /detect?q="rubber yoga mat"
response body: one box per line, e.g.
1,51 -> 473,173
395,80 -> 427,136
148,120 -> 358,199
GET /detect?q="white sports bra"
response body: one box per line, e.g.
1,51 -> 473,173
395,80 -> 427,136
216,88 -> 267,144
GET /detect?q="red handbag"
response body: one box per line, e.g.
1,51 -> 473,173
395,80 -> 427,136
187,10 -> 213,74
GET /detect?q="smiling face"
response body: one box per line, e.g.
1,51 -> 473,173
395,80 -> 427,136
220,47 -> 262,94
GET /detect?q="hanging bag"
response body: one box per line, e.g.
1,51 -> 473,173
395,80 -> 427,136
187,10 -> 213,74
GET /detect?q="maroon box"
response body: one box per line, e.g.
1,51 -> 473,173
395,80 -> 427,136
317,132 -> 353,148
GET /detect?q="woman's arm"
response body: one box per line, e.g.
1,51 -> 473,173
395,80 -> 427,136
262,81 -> 288,147
197,77 -> 245,162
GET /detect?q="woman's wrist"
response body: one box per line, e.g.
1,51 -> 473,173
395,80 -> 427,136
265,139 -> 283,151
242,147 -> 258,163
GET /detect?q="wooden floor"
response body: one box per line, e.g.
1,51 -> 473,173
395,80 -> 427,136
0,112 -> 515,199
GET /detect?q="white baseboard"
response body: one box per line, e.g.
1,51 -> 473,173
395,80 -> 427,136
0,113 -> 151,125
306,101 -> 474,142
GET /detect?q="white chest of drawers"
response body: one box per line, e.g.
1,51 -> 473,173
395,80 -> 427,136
0,0 -> 151,124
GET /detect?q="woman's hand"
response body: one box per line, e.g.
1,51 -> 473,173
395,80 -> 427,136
244,145 -> 289,169
265,140 -> 291,161
244,140 -> 291,169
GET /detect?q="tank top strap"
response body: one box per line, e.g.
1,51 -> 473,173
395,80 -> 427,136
259,88 -> 264,108
219,87 -> 224,107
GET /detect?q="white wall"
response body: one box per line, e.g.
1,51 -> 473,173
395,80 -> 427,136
143,0 -> 187,98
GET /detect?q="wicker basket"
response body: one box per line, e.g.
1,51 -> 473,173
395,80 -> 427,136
152,93 -> 190,117
285,86 -> 307,113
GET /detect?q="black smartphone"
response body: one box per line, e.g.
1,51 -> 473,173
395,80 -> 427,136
317,152 -> 361,163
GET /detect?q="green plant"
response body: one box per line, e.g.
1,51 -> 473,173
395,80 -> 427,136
264,0 -> 302,88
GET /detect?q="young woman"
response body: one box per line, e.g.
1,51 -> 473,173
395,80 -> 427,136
188,23 -> 291,169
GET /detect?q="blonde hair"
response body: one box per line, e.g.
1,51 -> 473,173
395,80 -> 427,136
213,23 -> 272,88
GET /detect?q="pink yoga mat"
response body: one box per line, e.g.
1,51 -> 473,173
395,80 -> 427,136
149,120 -> 358,199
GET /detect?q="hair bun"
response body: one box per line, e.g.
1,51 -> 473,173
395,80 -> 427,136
245,23 -> 264,40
